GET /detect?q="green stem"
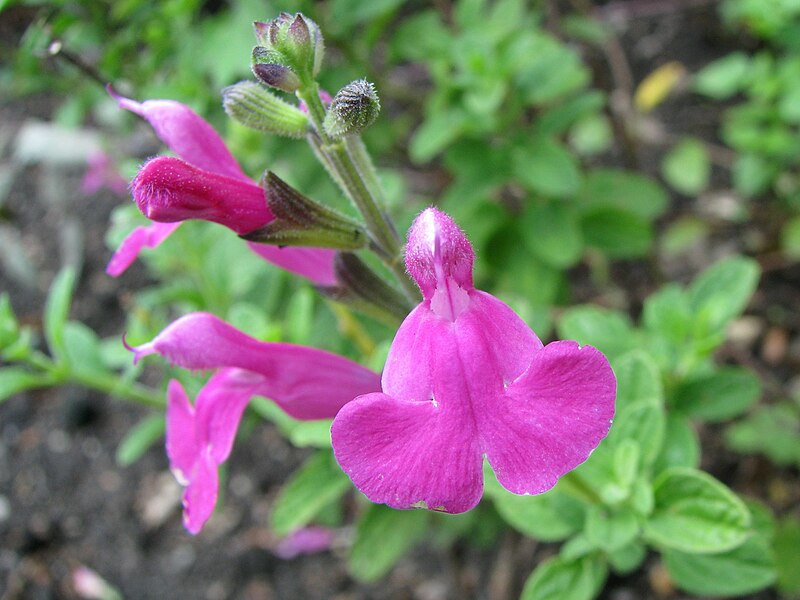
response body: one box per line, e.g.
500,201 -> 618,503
297,84 -> 419,303
71,371 -> 165,408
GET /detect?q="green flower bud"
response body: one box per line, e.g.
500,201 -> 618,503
223,81 -> 308,138
323,79 -> 380,138
251,13 -> 324,83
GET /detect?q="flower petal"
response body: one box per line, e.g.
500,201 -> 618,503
331,392 -> 483,513
132,157 -> 271,235
132,313 -> 380,419
165,379 -> 198,484
105,221 -> 181,276
194,369 -> 263,465
246,242 -> 337,287
182,446 -> 219,534
405,207 -> 474,299
110,87 -> 248,181
482,340 -> 616,495
274,526 -> 335,559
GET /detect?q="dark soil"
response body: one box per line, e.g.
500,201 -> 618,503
2,2 -> 799,600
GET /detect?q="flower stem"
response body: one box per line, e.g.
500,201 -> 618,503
297,84 -> 419,303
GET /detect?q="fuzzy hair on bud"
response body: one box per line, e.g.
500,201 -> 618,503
323,79 -> 380,138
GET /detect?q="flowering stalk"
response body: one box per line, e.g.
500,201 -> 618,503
296,83 -> 419,302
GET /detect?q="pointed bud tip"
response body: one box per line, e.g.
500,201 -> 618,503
406,208 -> 474,298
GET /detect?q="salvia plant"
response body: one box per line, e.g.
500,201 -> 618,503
2,8 -> 797,599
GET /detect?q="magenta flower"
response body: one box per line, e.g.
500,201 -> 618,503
274,526 -> 336,559
107,89 -> 336,285
331,208 -> 616,513
130,312 -> 380,533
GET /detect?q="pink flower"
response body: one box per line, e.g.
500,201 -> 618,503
330,208 -> 616,513
81,152 -> 127,196
107,88 -> 336,285
129,312 -> 380,533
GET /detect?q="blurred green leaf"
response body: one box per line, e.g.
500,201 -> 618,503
63,321 -> 105,377
116,414 -> 165,467
644,468 -> 751,553
688,256 -> 760,332
558,307 -> 636,360
513,137 -> 581,198
581,209 -> 654,258
522,201 -> 583,268
612,351 -> 664,411
693,53 -> 751,99
348,504 -> 428,582
782,216 -> 800,259
664,536 -> 776,596
585,506 -> 639,552
44,268 -> 77,362
654,415 -> 701,474
775,516 -> 800,596
521,554 -> 607,600
661,138 -> 710,196
577,169 -> 668,220
270,450 -> 350,536
672,367 -> 761,421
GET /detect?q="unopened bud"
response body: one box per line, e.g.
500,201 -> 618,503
252,62 -> 301,93
223,81 -> 308,137
252,13 -> 324,82
323,80 -> 380,138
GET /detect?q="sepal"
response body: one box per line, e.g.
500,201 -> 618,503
223,81 -> 308,137
242,172 -> 367,250
318,253 -> 413,323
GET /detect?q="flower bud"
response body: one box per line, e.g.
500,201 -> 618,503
323,80 -> 380,138
251,62 -> 301,93
223,81 -> 308,137
252,13 -> 324,83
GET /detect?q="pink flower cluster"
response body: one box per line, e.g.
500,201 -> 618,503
115,94 -> 616,534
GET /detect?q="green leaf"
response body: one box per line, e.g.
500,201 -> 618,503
608,540 -> 647,575
270,451 -> 350,536
724,400 -> 800,466
116,414 -> 165,466
733,153 -> 776,198
410,109 -> 466,162
0,367 -> 47,402
521,554 -> 608,600
577,169 -> 668,220
348,505 -> 428,582
664,536 -> 776,596
693,53 -> 751,99
688,256 -> 760,332
654,415 -> 701,474
580,209 -> 654,258
558,306 -> 636,360
512,137 -> 582,198
644,468 -> 751,553
781,216 -> 800,259
607,401 -> 665,469
0,294 -> 20,350
612,351 -> 664,411
672,367 -> 761,421
585,506 -> 640,552
488,484 -> 583,541
522,201 -> 583,268
63,321 -> 105,377
44,267 -> 77,361
775,516 -> 800,596
661,138 -> 710,196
